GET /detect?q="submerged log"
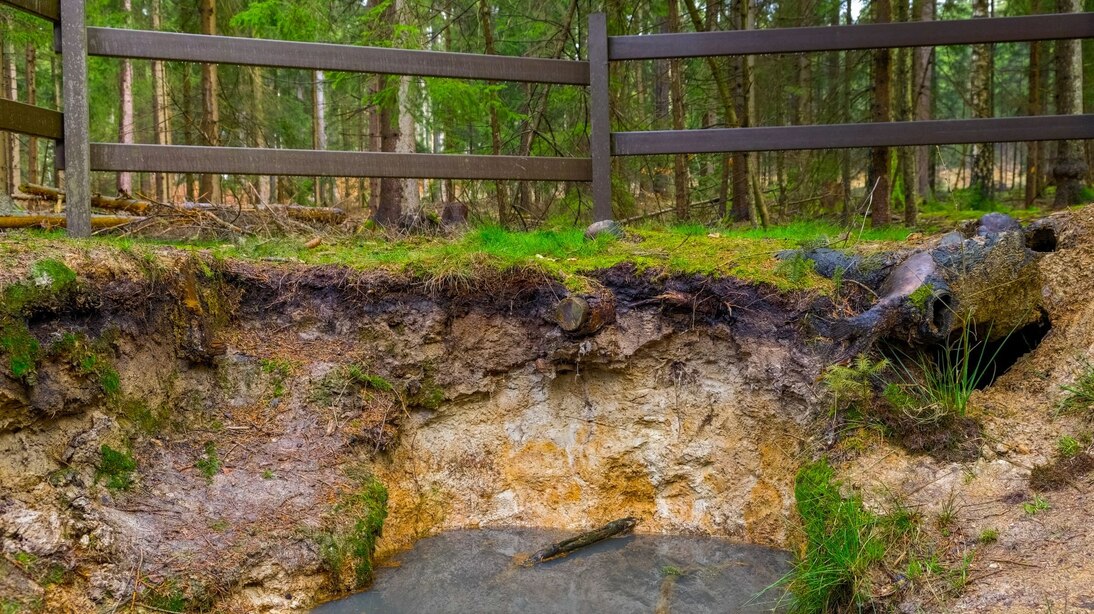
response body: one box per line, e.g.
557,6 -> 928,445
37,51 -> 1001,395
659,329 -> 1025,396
523,517 -> 638,566
555,292 -> 616,336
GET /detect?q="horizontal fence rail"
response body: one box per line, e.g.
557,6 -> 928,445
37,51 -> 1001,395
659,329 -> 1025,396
0,98 -> 64,139
90,145 -> 593,182
612,116 -> 1094,155
86,28 -> 591,85
0,0 -> 58,22
609,13 -> 1094,60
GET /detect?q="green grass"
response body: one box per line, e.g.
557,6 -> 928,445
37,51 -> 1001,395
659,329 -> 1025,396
96,444 -> 136,491
0,321 -> 40,380
1023,495 -> 1050,516
977,528 -> 999,544
196,442 -> 221,482
1059,360 -> 1094,415
885,322 -> 1010,422
1057,436 -> 1081,459
315,468 -> 389,590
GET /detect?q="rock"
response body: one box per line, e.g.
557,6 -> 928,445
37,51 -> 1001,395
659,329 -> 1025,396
584,220 -> 623,241
0,500 -> 67,557
0,375 -> 31,432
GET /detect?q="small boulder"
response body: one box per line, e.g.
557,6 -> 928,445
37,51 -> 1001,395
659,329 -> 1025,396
584,220 -> 623,241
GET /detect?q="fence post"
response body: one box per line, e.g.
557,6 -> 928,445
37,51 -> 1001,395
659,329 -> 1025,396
588,12 -> 612,222
59,0 -> 90,237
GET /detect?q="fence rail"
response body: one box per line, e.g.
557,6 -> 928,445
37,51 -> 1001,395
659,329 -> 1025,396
86,28 -> 590,85
1,0 -> 1093,236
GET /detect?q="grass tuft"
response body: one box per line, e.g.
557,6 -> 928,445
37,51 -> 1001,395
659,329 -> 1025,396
1059,359 -> 1094,415
96,444 -> 136,491
196,442 -> 221,482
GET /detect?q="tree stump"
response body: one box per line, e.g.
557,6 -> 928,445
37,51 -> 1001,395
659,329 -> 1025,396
555,292 -> 615,336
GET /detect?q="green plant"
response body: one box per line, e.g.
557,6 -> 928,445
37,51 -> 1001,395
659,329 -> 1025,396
1059,360 -> 1094,415
49,332 -> 121,395
977,528 -> 999,544
822,356 -> 889,412
660,565 -> 684,577
260,358 -> 294,398
315,469 -> 389,590
1023,494 -> 1050,516
262,469 -> 275,480
776,253 -> 817,286
886,321 -> 1012,422
0,321 -> 39,380
96,445 -> 136,491
1057,436 -> 1081,459
196,442 -> 221,482
782,459 -> 887,612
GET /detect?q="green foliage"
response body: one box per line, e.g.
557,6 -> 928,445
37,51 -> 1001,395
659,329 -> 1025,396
822,356 -> 889,412
1022,495 -> 1050,516
49,332 -> 121,396
977,528 -> 999,544
196,442 -> 221,482
96,444 -> 136,491
1057,435 -> 1081,459
315,470 -> 389,590
775,254 -> 817,286
785,459 -> 887,612
0,322 -> 40,381
1,259 -> 77,317
1059,360 -> 1094,415
886,323 -> 1011,422
260,358 -> 294,398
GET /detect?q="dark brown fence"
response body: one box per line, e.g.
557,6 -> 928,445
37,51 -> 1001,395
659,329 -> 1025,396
1,0 -> 1093,236
587,11 -> 1094,222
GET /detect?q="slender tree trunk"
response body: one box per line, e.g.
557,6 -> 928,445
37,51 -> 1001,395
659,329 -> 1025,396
841,0 -> 853,223
969,0 -> 994,204
912,0 -> 933,209
252,64 -> 270,205
373,0 -> 403,225
894,0 -> 915,225
869,0 -> 893,226
117,0 -> 135,195
25,43 -> 38,186
668,0 -> 689,221
51,52 -> 63,190
199,0 -> 221,203
479,0 -> 509,225
1052,0 -> 1087,209
731,0 -> 752,222
151,0 -> 173,202
0,17 -> 10,203
312,70 -> 327,206
3,20 -> 20,197
1025,0 -> 1042,206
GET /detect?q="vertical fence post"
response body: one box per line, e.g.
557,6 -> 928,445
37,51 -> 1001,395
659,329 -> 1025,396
588,12 -> 612,222
59,0 -> 90,237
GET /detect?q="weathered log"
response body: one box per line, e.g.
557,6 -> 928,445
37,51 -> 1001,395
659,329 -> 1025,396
555,292 -> 616,336
20,183 -> 347,224
523,517 -> 638,566
21,183 -> 152,214
797,212 -> 1046,353
0,214 -> 143,229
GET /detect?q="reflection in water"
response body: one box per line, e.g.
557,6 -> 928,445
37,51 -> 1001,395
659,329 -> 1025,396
313,528 -> 790,614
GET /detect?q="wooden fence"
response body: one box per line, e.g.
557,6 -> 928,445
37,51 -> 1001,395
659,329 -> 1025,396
1,0 -> 1093,236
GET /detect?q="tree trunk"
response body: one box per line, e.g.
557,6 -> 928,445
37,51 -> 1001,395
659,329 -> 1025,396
1024,0 -> 1042,206
479,0 -> 509,226
199,0 -> 221,204
151,0 -> 173,202
51,52 -> 63,190
3,20 -> 21,198
731,0 -> 752,223
668,0 -> 689,221
968,0 -> 993,204
312,70 -> 327,207
117,0 -> 135,195
869,0 -> 893,227
373,0 -> 403,226
0,16 -> 9,204
1051,0 -> 1087,209
25,43 -> 38,186
840,0 -> 853,223
895,0 -> 915,225
251,65 -> 271,205
912,0 -> 934,209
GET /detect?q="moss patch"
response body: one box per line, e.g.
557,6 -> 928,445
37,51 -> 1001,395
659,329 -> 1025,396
315,467 -> 389,591
96,444 -> 137,491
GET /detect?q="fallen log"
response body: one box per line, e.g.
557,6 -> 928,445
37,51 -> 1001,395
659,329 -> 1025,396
0,214 -> 144,230
555,292 -> 616,336
19,183 -> 347,224
21,183 -> 152,215
522,517 -> 638,566
793,212 -> 1047,353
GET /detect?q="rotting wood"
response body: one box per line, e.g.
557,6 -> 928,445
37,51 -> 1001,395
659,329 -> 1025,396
555,291 -> 616,336
0,214 -> 141,229
522,517 -> 638,566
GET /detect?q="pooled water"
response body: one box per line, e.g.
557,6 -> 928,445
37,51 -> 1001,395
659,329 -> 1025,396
312,528 -> 791,614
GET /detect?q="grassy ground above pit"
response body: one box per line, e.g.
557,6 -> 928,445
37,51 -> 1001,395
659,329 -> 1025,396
1,221 -> 913,295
